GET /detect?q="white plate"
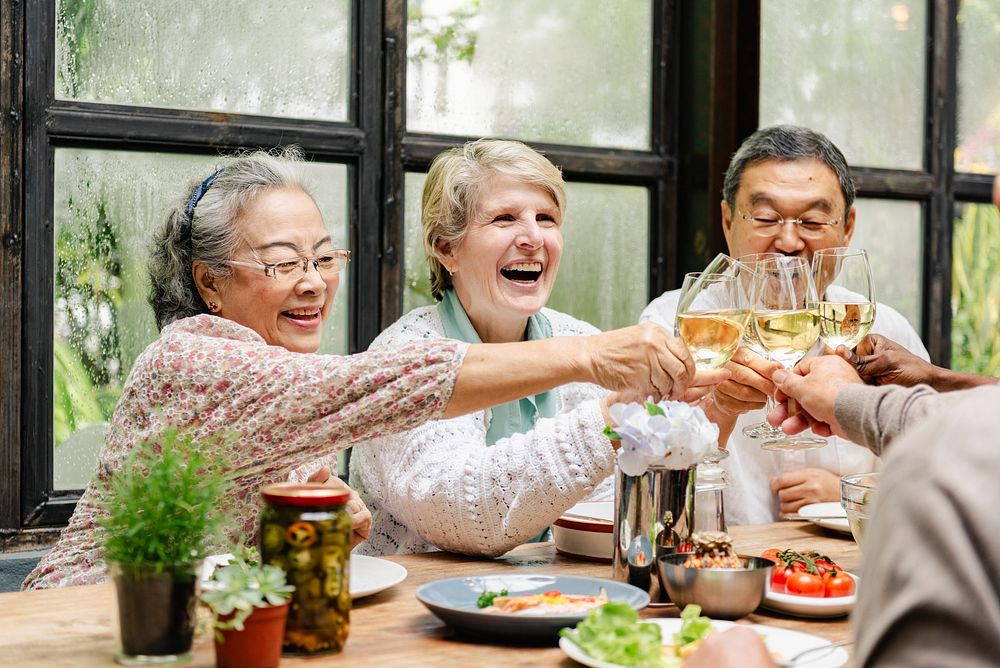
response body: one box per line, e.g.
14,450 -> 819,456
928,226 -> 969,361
554,501 -> 614,562
560,617 -> 848,668
350,554 -> 408,599
762,572 -> 859,618
797,502 -> 851,534
201,553 -> 407,600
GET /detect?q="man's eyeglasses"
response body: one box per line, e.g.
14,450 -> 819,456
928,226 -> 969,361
225,249 -> 350,283
738,209 -> 841,238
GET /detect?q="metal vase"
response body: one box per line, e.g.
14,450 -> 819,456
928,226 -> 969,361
612,464 -> 696,603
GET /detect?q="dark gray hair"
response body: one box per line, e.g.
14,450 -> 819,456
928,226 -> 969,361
148,146 -> 311,329
722,125 -> 856,211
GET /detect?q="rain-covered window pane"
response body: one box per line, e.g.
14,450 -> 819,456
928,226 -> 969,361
55,1 -> 351,121
403,172 -> 648,331
951,202 -> 1000,375
956,1 -> 1000,173
406,0 -> 652,150
850,198 -> 923,331
53,149 -> 349,490
760,0 -> 926,170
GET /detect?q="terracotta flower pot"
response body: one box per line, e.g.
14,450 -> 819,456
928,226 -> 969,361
214,601 -> 290,668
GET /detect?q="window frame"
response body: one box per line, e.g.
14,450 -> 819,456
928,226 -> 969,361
1,0 -> 683,543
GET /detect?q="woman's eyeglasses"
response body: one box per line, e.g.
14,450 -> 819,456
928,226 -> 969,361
225,249 -> 350,283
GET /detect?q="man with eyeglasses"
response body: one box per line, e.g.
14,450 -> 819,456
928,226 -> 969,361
640,125 -> 929,526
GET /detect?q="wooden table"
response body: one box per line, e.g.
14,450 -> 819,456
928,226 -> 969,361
0,522 -> 858,667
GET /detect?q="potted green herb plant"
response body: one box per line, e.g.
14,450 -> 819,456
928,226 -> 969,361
201,550 -> 294,668
98,427 -> 229,665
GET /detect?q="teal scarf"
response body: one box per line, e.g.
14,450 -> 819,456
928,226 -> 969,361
437,289 -> 559,445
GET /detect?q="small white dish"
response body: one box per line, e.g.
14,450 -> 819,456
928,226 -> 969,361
350,554 -> 408,599
553,501 -> 613,562
560,617 -> 848,668
797,502 -> 851,534
200,553 -> 407,600
762,572 -> 859,618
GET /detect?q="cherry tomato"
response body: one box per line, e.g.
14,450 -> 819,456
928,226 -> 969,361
761,549 -> 781,565
786,572 -> 825,597
825,573 -> 855,598
542,590 -> 562,597
771,566 -> 794,593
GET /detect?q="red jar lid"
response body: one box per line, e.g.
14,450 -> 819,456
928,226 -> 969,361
261,482 -> 349,507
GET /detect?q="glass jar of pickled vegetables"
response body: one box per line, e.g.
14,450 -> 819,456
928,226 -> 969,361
259,483 -> 351,655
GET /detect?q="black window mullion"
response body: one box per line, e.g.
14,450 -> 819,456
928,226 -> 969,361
45,102 -> 368,158
379,0 -> 407,332
924,0 -> 959,366
0,0 -> 26,535
650,0 -> 678,297
21,0 -> 57,528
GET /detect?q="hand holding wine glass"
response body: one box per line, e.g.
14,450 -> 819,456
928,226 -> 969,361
752,255 -> 825,451
675,272 -> 751,370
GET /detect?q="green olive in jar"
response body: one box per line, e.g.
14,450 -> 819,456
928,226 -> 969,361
260,483 -> 351,655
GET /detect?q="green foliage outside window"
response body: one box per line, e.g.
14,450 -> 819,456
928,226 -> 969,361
951,202 -> 1000,376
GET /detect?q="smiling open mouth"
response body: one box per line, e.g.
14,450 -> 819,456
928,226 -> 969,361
283,308 -> 321,321
500,262 -> 543,284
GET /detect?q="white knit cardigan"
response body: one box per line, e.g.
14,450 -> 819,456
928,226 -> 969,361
349,305 -> 616,557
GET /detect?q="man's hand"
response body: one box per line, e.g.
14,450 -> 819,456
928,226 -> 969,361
838,334 -> 935,388
770,468 -> 841,516
766,355 -> 863,439
711,347 -> 783,417
307,466 -> 373,548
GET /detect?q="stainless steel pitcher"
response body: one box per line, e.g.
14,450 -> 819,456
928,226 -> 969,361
611,464 -> 696,603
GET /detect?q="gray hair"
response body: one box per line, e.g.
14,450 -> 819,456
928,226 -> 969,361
422,138 -> 566,301
148,146 -> 311,329
722,125 -> 856,211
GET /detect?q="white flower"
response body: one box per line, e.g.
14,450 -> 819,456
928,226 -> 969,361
608,399 -> 719,475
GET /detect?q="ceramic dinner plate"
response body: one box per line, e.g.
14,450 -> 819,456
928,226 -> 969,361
797,502 -> 852,534
762,572 -> 859,618
560,617 -> 848,668
415,574 -> 649,640
201,553 -> 407,600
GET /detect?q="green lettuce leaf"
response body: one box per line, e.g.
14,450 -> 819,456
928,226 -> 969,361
559,601 -> 663,666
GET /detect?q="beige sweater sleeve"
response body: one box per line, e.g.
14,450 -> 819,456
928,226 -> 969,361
833,383 -> 988,456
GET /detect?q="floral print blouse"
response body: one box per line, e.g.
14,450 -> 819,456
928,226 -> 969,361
23,315 -> 466,589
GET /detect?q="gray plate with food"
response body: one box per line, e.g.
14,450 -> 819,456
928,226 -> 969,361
415,574 -> 649,639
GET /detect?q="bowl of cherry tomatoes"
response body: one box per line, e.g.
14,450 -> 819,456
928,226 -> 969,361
759,548 -> 858,618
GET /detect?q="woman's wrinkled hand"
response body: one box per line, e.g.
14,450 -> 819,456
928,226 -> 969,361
770,467 -> 841,516
586,324 -> 730,402
307,466 -> 373,548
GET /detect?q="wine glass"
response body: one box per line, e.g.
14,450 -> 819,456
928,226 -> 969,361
811,247 -> 876,350
675,272 -> 751,370
737,252 -> 785,439
752,255 -> 826,451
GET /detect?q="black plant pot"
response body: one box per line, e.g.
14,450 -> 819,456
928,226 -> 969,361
111,562 -> 199,665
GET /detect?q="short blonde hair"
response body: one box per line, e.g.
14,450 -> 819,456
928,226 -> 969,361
421,139 -> 566,300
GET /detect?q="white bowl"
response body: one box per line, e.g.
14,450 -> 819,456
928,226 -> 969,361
762,572 -> 859,618
552,501 -> 613,562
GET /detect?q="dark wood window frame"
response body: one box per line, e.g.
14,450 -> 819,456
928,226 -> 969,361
1,0 -> 684,545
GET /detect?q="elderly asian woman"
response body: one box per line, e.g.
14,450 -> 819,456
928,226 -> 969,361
349,139 -> 726,557
23,147 -> 707,590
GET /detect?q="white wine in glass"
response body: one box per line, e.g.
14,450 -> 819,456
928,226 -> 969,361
736,252 -> 784,439
752,256 -> 825,451
812,248 -> 876,350
675,272 -> 750,370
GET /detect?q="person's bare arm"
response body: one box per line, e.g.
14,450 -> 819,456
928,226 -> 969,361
446,324 -> 730,418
